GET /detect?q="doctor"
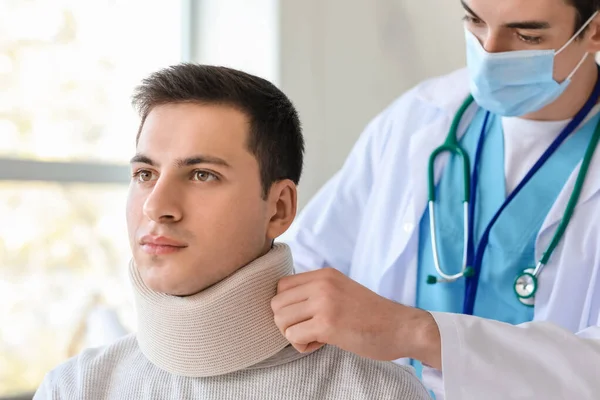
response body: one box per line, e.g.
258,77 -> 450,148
271,0 -> 600,399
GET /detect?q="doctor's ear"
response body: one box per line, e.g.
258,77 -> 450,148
584,14 -> 600,53
265,179 -> 297,240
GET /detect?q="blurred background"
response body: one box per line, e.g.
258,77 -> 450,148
0,0 -> 466,397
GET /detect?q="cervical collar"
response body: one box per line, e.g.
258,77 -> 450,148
130,243 -> 294,377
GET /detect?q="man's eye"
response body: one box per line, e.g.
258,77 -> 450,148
192,170 -> 218,182
517,33 -> 542,45
133,170 -> 155,182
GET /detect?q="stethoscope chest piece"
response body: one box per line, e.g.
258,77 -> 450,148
514,268 -> 537,307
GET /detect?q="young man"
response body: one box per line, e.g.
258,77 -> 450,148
33,64 -> 430,399
276,0 -> 600,399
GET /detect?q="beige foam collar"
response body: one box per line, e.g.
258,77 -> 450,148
130,243 -> 293,377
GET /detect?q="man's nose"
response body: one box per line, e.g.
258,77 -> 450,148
142,178 -> 183,223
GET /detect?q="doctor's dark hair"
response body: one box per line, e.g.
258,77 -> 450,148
568,0 -> 600,35
131,63 -> 304,199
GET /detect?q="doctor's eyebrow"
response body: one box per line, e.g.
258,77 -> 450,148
503,21 -> 551,30
461,1 -> 483,20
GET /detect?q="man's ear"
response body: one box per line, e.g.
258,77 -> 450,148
265,179 -> 297,240
585,14 -> 600,53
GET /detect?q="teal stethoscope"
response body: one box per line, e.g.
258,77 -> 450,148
426,69 -> 600,313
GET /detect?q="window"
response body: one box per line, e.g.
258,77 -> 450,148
195,0 -> 279,85
0,0 -> 184,395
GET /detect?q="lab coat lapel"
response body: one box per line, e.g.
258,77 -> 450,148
407,102 -> 478,223
378,68 -> 474,281
381,102 -> 478,277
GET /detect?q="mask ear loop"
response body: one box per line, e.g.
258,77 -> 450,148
556,10 -> 599,55
556,11 -> 599,81
566,52 -> 591,81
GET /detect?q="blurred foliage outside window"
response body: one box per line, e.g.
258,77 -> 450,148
0,0 -> 182,395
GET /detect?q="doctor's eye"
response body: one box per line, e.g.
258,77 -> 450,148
462,15 -> 483,25
516,33 -> 542,45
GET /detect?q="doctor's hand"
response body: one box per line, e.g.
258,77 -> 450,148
271,268 -> 442,369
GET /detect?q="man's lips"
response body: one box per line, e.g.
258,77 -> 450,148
139,235 -> 187,255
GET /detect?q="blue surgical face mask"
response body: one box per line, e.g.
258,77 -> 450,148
465,11 -> 598,117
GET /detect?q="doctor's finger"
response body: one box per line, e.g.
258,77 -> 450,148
276,268 -> 339,293
271,283 -> 311,311
290,341 -> 325,354
303,342 -> 325,353
284,317 -> 328,347
273,300 -> 314,335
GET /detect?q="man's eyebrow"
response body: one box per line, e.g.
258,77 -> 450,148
130,154 -> 155,165
129,153 -> 231,168
175,155 -> 231,168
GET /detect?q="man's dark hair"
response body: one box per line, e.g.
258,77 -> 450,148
567,0 -> 600,35
131,63 -> 304,198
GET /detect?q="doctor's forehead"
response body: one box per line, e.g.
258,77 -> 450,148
462,0 -> 574,21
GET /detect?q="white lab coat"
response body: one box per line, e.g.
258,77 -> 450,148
280,68 -> 600,399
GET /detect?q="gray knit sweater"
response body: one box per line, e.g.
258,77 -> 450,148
34,334 -> 430,399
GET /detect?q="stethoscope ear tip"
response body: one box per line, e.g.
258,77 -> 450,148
426,275 -> 438,285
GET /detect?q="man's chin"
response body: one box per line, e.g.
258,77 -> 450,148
140,267 -> 208,297
166,288 -> 203,297
148,280 -> 206,297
